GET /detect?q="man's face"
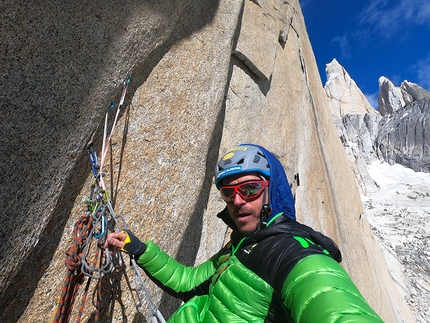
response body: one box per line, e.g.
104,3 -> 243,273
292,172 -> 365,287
222,173 -> 266,236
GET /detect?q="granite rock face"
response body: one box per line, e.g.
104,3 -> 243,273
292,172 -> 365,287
1,1 -> 241,320
1,1 -> 410,322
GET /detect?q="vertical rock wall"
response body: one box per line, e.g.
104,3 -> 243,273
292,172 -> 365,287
1,0 -> 238,320
1,0 -> 412,322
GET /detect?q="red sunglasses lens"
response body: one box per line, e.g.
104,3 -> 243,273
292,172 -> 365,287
220,180 -> 268,202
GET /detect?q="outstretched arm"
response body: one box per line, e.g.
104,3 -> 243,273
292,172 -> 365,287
282,254 -> 384,323
105,230 -> 218,298
137,241 -> 217,294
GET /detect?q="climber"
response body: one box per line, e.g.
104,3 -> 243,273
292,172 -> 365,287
105,144 -> 384,322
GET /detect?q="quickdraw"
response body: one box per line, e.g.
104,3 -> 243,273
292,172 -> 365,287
53,74 -> 165,323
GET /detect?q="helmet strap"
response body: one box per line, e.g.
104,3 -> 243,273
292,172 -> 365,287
260,204 -> 271,227
259,176 -> 271,227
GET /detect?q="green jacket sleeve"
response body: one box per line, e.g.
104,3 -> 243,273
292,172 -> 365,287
282,254 -> 384,322
136,240 -> 217,293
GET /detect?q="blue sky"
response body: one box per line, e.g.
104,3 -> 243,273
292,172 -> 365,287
300,0 -> 430,107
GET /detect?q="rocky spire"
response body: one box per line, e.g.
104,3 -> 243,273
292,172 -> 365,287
324,59 -> 381,175
377,77 -> 430,116
374,77 -> 430,171
400,80 -> 430,102
324,58 -> 376,121
378,76 -> 413,116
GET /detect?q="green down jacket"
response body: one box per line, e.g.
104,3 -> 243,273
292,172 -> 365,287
136,214 -> 384,323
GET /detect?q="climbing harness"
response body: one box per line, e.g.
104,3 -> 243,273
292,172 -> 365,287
53,74 -> 165,323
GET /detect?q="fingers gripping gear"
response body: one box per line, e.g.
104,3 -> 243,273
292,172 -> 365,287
120,229 -> 147,257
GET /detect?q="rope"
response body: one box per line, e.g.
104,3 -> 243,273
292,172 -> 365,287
53,214 -> 92,323
99,74 -> 131,191
53,169 -> 113,322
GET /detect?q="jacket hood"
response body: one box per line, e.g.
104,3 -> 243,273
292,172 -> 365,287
247,144 -> 296,221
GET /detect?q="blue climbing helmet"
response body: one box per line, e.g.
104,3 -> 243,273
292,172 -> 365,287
215,144 -> 296,221
215,145 -> 270,189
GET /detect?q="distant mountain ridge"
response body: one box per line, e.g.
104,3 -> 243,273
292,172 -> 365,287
376,77 -> 430,172
324,58 -> 430,321
378,76 -> 430,116
324,59 -> 430,187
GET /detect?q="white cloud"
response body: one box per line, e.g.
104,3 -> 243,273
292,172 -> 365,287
299,0 -> 311,10
416,2 -> 430,24
359,0 -> 430,38
331,35 -> 351,59
365,91 -> 379,109
415,54 -> 430,91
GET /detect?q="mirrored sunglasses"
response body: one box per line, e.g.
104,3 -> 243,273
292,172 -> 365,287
219,180 -> 269,203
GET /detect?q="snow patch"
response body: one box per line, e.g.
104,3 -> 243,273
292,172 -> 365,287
362,161 -> 430,321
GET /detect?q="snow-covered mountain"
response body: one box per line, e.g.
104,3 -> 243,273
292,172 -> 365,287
324,59 -> 430,322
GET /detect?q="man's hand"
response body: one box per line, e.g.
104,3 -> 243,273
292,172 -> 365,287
104,230 -> 147,257
104,231 -> 127,251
